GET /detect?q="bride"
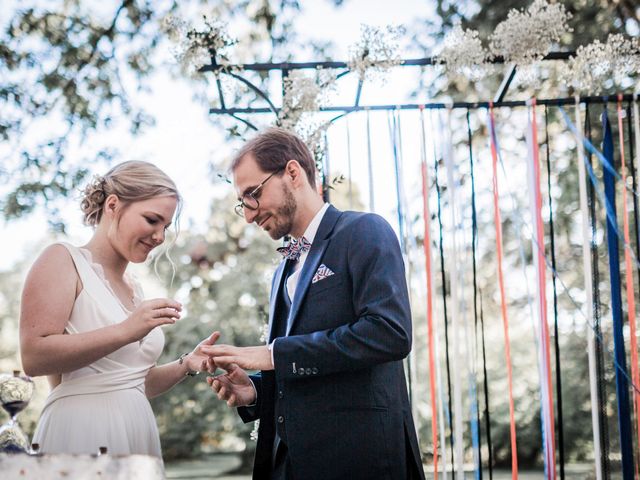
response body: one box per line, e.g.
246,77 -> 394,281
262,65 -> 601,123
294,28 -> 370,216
20,160 -> 216,458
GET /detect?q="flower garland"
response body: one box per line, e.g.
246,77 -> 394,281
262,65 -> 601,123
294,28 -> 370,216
163,15 -> 237,73
278,70 -> 336,161
560,34 -> 640,93
489,0 -> 572,66
437,0 -> 571,85
347,24 -> 405,82
436,25 -> 492,81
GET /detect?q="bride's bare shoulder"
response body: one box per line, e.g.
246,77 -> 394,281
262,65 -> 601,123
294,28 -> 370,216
24,243 -> 78,289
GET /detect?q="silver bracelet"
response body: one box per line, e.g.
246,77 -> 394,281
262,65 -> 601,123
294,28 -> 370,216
178,353 -> 199,377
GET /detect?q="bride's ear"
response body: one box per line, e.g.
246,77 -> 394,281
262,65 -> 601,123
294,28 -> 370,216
104,194 -> 120,217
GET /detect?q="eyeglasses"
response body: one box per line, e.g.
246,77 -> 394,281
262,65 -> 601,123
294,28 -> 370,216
234,168 -> 284,217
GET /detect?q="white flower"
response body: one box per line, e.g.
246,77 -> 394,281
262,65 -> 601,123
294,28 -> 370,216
436,25 -> 491,81
250,419 -> 260,441
347,24 -> 405,82
278,70 -> 335,129
277,71 -> 335,160
489,0 -> 572,66
560,34 -> 640,93
291,118 -> 332,163
163,15 -> 237,73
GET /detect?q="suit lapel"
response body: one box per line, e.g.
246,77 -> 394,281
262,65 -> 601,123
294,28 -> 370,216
285,205 -> 342,336
267,260 -> 288,343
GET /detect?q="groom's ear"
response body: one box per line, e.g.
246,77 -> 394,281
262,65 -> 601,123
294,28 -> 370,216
285,160 -> 303,186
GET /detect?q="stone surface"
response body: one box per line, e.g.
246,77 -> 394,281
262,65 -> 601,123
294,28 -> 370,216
0,452 -> 165,479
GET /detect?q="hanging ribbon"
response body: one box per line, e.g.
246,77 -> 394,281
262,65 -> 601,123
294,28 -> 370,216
345,115 -> 353,210
587,104 -> 612,480
488,103 -> 518,479
627,102 -> 640,296
465,109 -> 483,480
395,109 -> 421,428
602,105 -> 635,479
526,98 -> 556,479
468,108 -> 493,480
389,109 -> 406,250
365,108 -> 375,212
559,107 -> 640,270
544,105 -> 565,480
387,109 -> 418,425
573,97 -> 604,480
479,295 -> 493,480
433,109 -> 456,475
442,106 -> 465,480
632,100 -> 640,277
617,94 -> 640,471
420,105 -> 440,479
429,111 -> 450,480
323,131 -> 330,203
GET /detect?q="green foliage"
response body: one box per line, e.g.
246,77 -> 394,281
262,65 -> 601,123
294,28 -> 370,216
0,239 -> 56,439
0,0 -> 328,227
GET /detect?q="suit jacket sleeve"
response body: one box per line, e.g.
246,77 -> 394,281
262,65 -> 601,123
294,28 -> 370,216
237,373 -> 262,423
273,213 -> 412,381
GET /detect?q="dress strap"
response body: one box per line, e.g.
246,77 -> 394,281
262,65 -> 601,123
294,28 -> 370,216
56,242 -> 101,290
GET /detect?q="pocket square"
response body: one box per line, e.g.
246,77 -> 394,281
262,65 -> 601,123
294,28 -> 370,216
312,264 -> 334,284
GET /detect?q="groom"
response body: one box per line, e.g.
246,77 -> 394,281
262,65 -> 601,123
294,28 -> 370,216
203,127 -> 424,480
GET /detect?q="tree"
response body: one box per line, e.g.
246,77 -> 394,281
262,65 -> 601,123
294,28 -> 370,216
0,0 -> 342,229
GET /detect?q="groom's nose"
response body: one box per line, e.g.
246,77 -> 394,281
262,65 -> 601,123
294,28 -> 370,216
244,207 -> 259,224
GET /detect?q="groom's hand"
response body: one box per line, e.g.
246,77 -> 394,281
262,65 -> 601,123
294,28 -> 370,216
201,344 -> 273,371
207,363 -> 256,407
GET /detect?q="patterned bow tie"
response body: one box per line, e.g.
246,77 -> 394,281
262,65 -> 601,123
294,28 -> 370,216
277,236 -> 311,261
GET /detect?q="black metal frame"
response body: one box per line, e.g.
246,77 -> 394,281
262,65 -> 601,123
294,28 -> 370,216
199,52 -> 577,125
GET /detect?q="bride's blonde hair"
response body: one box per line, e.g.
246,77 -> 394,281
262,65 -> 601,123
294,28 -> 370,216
80,161 -> 182,278
81,160 -> 181,227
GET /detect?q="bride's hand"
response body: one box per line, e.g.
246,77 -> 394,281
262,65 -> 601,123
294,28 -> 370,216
121,298 -> 182,343
184,331 -> 221,374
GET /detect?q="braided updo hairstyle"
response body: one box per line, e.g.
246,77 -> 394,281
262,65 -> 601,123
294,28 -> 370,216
80,161 -> 181,227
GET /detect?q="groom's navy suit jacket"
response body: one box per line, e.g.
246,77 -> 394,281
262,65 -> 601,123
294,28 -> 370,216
239,205 -> 424,480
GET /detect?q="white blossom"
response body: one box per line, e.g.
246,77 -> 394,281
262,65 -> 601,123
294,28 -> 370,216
560,34 -> 640,93
276,71 -> 335,160
278,71 -> 333,127
489,0 -> 572,66
347,24 -> 404,82
163,15 -> 236,73
277,70 -> 335,157
436,25 -> 491,81
250,419 -> 260,441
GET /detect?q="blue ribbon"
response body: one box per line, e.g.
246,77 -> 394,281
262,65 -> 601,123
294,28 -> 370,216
602,107 -> 635,479
388,110 -> 405,250
558,107 -> 640,270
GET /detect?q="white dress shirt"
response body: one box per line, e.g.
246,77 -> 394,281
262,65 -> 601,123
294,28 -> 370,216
268,203 -> 330,367
285,202 -> 330,301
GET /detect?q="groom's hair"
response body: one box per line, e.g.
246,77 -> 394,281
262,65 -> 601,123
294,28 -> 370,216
231,127 -> 316,189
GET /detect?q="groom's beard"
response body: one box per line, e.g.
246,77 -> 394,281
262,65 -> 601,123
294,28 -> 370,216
268,185 -> 296,240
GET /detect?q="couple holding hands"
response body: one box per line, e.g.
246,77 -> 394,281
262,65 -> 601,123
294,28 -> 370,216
20,128 -> 424,480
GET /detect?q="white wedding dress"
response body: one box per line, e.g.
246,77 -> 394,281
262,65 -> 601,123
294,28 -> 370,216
32,243 -> 164,457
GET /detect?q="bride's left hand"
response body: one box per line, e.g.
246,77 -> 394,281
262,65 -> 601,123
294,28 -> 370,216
185,331 -> 221,374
